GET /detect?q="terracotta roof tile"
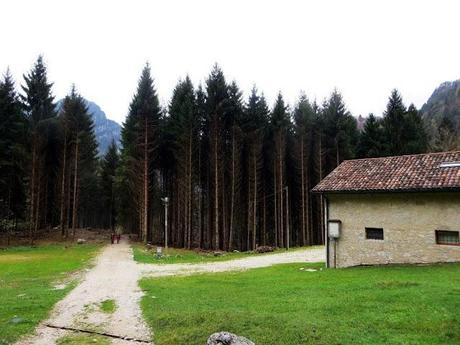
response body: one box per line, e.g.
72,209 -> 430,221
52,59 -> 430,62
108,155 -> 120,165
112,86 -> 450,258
312,151 -> 460,193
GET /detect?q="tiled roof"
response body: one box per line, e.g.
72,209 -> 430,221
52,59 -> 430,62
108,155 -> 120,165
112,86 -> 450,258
312,151 -> 460,193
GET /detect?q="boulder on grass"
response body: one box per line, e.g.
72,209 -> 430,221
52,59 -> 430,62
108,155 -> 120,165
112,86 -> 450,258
207,332 -> 254,345
76,238 -> 86,245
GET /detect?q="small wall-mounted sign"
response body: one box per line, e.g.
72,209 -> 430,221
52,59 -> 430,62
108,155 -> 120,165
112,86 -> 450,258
328,220 -> 341,239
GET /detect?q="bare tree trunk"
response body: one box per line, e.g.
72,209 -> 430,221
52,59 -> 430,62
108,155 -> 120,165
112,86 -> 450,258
229,129 -> 235,251
221,163 -> 226,250
72,138 -> 79,237
263,188 -> 266,246
187,133 -> 193,248
279,131 -> 284,248
285,185 -> 289,250
198,142 -> 202,248
29,141 -> 37,244
306,171 -> 311,245
214,130 -> 219,250
34,161 -> 41,236
273,158 -> 278,247
143,119 -> 149,242
318,134 -> 324,244
300,137 -> 306,246
246,171 -> 251,251
252,152 -> 257,250
60,134 -> 67,236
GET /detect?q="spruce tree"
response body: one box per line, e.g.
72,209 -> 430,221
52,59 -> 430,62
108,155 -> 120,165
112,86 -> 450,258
322,89 -> 358,171
270,92 -> 291,248
402,104 -> 428,154
58,86 -> 98,235
21,56 -> 57,241
293,93 -> 315,245
100,140 -> 119,230
226,81 -> 244,250
382,89 -> 406,155
205,64 -> 229,249
242,87 -> 269,249
168,76 -> 198,248
357,114 -> 386,158
0,70 -> 27,225
117,64 -> 161,241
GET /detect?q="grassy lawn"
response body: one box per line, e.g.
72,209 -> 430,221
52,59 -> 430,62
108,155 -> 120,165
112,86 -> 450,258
132,244 -> 317,264
0,244 -> 101,344
140,262 -> 460,345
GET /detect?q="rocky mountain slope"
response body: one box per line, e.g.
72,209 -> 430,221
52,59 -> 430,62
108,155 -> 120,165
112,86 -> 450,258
421,79 -> 460,132
56,99 -> 121,155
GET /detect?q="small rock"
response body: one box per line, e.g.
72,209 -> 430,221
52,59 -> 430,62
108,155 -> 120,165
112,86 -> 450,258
207,332 -> 254,345
213,251 -> 225,257
77,238 -> 86,244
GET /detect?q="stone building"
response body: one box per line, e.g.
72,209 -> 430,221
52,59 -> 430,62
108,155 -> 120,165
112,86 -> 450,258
312,151 -> 460,268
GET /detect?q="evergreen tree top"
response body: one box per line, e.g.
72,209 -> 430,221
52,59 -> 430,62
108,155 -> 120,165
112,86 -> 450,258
294,93 -> 314,129
384,89 -> 406,117
270,92 -> 290,129
21,55 -> 56,125
205,64 -> 228,113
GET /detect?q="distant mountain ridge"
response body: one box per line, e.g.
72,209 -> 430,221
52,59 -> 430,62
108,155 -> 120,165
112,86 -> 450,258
56,99 -> 121,155
421,79 -> 460,132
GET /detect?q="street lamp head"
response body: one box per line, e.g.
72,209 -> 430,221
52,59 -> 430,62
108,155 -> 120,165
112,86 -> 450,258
161,197 -> 169,204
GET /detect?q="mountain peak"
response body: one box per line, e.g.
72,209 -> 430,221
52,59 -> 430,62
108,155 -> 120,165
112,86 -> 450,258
56,98 -> 121,155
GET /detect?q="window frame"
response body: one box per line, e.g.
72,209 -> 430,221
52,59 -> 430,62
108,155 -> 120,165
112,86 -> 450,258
435,230 -> 460,246
365,227 -> 384,240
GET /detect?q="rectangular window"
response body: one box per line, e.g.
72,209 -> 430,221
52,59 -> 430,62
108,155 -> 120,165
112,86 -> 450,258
365,227 -> 384,240
436,230 -> 459,245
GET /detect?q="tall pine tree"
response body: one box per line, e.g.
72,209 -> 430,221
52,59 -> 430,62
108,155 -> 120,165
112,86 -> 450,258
21,56 -> 57,241
0,70 -> 27,231
118,64 -> 161,242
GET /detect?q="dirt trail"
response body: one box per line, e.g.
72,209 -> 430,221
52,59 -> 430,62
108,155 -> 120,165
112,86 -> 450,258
140,247 -> 324,277
16,238 -> 324,345
16,237 -> 152,345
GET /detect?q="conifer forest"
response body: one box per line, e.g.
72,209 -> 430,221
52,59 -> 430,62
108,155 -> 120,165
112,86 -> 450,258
0,56 -> 456,250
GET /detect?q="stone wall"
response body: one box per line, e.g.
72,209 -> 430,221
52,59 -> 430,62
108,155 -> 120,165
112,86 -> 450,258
326,192 -> 460,268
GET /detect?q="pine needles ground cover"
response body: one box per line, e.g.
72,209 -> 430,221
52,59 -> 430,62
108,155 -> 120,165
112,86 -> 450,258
140,262 -> 460,345
0,244 -> 100,344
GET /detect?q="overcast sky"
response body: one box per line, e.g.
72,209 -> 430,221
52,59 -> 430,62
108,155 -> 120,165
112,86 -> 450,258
1,0 -> 459,124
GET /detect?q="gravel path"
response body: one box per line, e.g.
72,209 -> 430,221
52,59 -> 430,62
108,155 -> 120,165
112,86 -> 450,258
16,237 -> 152,345
16,238 -> 324,345
139,247 -> 324,277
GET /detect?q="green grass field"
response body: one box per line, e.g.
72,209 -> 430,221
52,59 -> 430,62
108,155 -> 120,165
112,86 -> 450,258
0,244 -> 100,344
140,262 -> 460,345
132,245 -> 317,264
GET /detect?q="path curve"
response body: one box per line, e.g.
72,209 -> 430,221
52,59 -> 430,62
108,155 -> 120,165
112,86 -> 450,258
140,247 -> 324,277
16,237 -> 151,345
16,239 -> 324,344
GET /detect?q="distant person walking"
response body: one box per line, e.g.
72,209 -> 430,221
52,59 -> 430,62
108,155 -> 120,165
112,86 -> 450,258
115,226 -> 122,244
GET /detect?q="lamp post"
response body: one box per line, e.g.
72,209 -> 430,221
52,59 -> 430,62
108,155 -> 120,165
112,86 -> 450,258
161,197 -> 169,249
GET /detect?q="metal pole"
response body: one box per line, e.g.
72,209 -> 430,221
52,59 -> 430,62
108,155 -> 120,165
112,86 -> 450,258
285,186 -> 289,250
